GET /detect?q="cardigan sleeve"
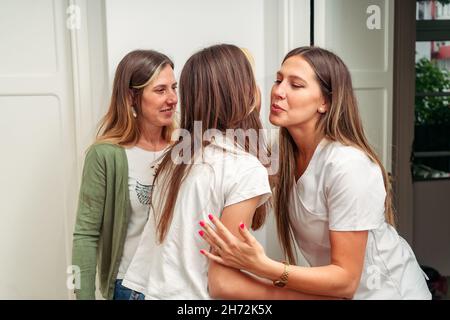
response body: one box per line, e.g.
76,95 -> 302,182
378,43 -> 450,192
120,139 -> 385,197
72,146 -> 107,300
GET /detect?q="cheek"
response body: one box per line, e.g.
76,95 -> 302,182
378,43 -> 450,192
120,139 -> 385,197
285,93 -> 322,123
289,89 -> 322,111
141,94 -> 160,113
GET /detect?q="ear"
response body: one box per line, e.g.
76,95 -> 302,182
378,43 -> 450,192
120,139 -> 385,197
318,99 -> 328,114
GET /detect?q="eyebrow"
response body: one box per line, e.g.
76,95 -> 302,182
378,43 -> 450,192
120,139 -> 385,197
153,82 -> 178,89
276,71 -> 307,83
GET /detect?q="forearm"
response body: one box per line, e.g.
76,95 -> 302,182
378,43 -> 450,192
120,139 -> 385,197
208,262 -> 335,300
72,236 -> 98,300
257,258 -> 357,299
72,147 -> 106,299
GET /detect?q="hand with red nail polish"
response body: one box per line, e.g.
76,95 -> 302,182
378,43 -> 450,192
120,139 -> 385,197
197,215 -> 268,276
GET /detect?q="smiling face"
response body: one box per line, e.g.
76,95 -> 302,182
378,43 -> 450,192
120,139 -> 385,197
138,64 -> 178,129
269,55 -> 327,129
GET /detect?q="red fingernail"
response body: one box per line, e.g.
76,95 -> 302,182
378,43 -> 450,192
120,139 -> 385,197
199,221 -> 205,227
198,230 -> 204,237
200,249 -> 206,255
240,223 -> 245,229
208,214 -> 214,221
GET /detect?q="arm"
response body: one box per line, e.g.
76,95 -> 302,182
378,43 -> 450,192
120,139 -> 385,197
202,218 -> 367,299
72,147 -> 106,300
254,230 -> 368,299
205,197 -> 337,300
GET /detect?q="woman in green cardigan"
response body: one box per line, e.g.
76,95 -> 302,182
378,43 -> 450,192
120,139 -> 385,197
71,50 -> 178,300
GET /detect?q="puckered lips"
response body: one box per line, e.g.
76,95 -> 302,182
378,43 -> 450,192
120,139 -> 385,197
271,103 -> 286,113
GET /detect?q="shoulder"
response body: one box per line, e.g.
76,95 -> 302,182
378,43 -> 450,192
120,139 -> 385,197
206,142 -> 265,171
226,151 -> 267,173
87,142 -> 125,158
321,141 -> 383,187
319,142 -> 386,200
83,143 -> 127,170
323,141 -> 377,171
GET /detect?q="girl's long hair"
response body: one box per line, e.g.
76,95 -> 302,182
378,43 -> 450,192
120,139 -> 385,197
153,44 -> 268,243
275,47 -> 396,264
96,50 -> 175,145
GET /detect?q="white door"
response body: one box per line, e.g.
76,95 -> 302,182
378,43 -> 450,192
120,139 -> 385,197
0,0 -> 78,299
315,0 -> 394,170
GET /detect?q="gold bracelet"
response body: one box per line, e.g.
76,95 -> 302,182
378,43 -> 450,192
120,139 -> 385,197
273,261 -> 289,287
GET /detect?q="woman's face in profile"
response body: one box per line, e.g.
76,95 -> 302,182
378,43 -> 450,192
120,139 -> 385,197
269,55 -> 326,129
139,64 -> 178,128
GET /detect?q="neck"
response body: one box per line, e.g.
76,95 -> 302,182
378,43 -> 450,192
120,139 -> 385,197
287,123 -> 325,180
287,122 -> 325,160
137,122 -> 167,151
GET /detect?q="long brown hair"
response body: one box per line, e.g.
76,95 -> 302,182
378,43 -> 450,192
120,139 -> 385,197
275,47 -> 396,264
153,44 -> 268,243
96,49 -> 175,145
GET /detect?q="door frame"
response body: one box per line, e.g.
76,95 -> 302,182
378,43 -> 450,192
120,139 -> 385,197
391,0 -> 416,245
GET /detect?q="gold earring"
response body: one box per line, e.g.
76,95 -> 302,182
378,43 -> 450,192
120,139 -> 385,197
131,106 -> 137,118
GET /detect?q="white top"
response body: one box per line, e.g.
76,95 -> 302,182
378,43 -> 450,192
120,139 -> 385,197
122,137 -> 272,299
290,138 -> 431,299
117,146 -> 166,279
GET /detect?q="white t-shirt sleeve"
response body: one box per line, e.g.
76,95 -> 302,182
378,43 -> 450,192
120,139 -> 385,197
325,154 -> 386,231
224,161 -> 272,209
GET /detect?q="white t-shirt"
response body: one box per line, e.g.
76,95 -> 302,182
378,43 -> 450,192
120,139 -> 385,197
290,138 -> 431,299
116,146 -> 166,279
122,138 -> 271,299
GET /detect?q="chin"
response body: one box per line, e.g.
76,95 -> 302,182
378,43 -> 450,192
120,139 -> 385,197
156,117 -> 174,128
269,114 -> 283,127
159,121 -> 173,129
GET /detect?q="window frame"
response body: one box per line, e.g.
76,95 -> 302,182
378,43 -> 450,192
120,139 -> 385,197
413,5 -> 450,181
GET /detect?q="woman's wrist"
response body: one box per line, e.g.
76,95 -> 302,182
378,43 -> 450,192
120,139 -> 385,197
254,255 -> 285,281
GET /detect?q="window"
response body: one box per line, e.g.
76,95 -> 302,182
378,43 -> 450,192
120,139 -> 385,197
413,0 -> 450,180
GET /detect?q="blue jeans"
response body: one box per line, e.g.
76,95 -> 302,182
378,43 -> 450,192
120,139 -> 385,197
113,279 -> 145,300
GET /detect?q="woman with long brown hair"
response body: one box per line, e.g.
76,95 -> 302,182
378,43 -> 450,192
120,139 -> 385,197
72,49 -> 177,300
200,46 -> 431,299
121,44 -> 329,299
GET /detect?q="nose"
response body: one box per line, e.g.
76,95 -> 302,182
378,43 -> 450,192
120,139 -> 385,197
272,82 -> 286,100
167,88 -> 178,105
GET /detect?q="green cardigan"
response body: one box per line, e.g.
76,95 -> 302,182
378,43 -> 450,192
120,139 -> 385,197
72,143 -> 131,300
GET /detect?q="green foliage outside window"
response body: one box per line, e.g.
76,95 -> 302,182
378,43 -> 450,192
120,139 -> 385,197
415,58 -> 450,125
